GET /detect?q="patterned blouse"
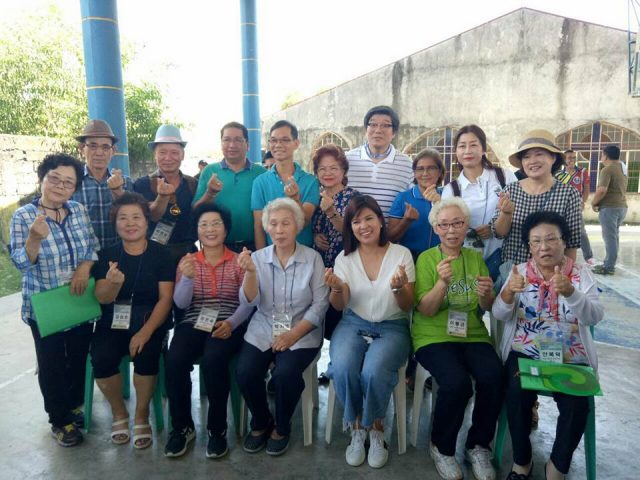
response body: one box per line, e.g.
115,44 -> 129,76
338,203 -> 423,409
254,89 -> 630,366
312,186 -> 359,267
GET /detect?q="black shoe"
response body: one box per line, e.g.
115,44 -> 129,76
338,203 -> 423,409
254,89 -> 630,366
592,265 -> 614,275
164,426 -> 196,457
70,408 -> 84,429
243,420 -> 274,453
506,462 -> 533,480
51,423 -> 83,447
318,372 -> 330,386
266,434 -> 290,456
206,431 -> 229,459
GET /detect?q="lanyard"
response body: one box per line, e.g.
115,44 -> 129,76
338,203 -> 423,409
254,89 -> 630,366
271,262 -> 296,314
118,243 -> 146,303
439,247 -> 469,308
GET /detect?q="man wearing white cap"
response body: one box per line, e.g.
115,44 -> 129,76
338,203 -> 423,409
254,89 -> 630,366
133,124 -> 198,264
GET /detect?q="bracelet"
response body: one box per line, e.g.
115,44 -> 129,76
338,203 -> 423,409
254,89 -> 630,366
109,183 -> 125,190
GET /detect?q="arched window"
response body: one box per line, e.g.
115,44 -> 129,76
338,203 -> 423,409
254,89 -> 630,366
403,127 -> 500,183
556,122 -> 640,193
311,132 -> 350,152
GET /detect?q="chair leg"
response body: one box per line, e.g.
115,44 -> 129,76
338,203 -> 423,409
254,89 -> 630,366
83,354 -> 94,432
394,363 -> 407,454
585,396 -> 596,480
325,380 -> 336,445
411,363 -> 429,447
302,359 -> 315,446
312,361 -> 319,409
493,407 -> 508,470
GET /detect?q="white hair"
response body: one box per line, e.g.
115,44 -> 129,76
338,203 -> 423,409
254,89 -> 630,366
262,197 -> 305,233
428,197 -> 471,227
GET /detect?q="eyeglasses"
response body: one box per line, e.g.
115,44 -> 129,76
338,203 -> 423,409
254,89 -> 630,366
436,220 -> 465,231
415,166 -> 440,173
85,143 -> 113,152
367,122 -> 393,130
317,166 -> 342,174
268,137 -> 293,146
221,137 -> 246,145
198,220 -> 225,229
529,236 -> 562,249
45,174 -> 76,190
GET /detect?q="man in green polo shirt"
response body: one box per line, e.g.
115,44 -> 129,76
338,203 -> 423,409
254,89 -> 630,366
193,121 -> 266,252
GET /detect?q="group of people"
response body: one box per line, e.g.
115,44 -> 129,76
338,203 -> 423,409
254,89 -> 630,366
9,104 -> 617,479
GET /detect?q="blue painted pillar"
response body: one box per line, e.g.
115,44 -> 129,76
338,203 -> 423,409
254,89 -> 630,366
79,0 -> 129,174
240,0 -> 262,164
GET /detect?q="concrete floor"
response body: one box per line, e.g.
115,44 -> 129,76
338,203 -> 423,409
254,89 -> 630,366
1,226 -> 639,480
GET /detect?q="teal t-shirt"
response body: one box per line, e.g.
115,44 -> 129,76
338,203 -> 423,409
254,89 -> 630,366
193,159 -> 266,244
412,246 -> 492,351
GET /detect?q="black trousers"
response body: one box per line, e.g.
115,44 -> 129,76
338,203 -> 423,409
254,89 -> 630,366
323,304 -> 342,341
165,322 -> 245,435
504,351 -> 590,474
28,320 -> 93,428
415,341 -> 503,456
236,341 -> 319,436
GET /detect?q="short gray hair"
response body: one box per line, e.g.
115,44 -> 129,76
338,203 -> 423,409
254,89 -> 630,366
262,197 -> 305,233
428,197 -> 471,227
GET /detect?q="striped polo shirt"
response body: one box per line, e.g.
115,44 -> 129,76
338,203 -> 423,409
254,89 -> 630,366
346,144 -> 414,216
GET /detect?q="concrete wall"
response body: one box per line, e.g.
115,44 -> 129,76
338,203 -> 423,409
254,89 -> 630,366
263,8 -> 639,221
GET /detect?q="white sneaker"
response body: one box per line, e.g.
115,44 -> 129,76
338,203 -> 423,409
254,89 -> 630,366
430,442 -> 463,480
465,445 -> 496,480
585,258 -> 596,267
367,429 -> 388,468
345,428 -> 366,466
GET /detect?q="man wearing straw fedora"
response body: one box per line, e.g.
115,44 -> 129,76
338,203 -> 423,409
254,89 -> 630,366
73,119 -> 133,249
133,124 -> 198,265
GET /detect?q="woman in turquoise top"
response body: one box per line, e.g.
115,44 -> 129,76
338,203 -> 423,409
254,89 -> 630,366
412,197 -> 502,480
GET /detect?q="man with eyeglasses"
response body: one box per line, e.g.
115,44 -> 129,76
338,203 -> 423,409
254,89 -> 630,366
192,122 -> 266,252
72,119 -> 133,249
346,105 -> 414,216
251,120 -> 320,249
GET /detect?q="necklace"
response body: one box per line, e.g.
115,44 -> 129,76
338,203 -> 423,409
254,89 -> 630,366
39,201 -> 65,223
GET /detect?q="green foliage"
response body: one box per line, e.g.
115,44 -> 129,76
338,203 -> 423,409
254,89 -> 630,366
0,248 -> 21,298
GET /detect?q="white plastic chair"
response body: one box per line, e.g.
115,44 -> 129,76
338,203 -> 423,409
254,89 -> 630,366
410,363 -> 437,447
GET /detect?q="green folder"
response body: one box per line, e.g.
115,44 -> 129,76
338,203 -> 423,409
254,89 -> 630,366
518,357 -> 603,397
31,278 -> 101,337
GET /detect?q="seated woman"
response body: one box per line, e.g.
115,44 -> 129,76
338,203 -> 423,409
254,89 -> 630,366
236,197 -> 328,456
325,195 -> 415,469
412,197 -> 502,480
10,153 -> 99,447
164,204 -> 252,459
388,148 -> 444,261
91,193 -> 175,449
492,211 -> 603,480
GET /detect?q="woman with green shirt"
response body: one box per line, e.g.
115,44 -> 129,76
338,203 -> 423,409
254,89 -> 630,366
412,197 -> 502,480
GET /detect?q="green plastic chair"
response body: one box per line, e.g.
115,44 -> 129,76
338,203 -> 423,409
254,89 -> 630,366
83,353 -> 165,432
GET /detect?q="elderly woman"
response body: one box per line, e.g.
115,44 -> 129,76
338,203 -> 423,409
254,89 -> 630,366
492,211 -> 603,480
236,197 -> 329,456
91,193 -> 174,449
164,203 -> 252,458
10,153 -> 99,447
412,197 -> 502,480
325,195 -> 415,469
388,148 -> 444,261
442,125 -> 518,280
491,130 -> 582,275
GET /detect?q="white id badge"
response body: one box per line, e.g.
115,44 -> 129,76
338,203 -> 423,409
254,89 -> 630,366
194,307 -> 219,332
150,220 -> 175,245
538,339 -> 563,363
112,302 -> 132,330
447,310 -> 468,338
272,312 -> 292,340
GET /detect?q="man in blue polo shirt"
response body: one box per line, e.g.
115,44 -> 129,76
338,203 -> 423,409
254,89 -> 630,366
193,121 -> 266,252
251,120 -> 320,248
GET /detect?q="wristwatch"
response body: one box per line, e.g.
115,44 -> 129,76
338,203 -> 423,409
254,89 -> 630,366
391,287 -> 402,294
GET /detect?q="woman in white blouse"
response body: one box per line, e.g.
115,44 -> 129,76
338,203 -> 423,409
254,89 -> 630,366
325,195 -> 415,469
236,197 -> 329,457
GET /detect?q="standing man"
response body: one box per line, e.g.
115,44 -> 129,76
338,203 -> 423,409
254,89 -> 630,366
346,105 -> 414,215
251,120 -> 319,249
555,149 -> 594,265
591,145 -> 628,275
73,119 -> 133,249
194,160 -> 208,181
193,121 -> 266,252
134,124 -> 197,265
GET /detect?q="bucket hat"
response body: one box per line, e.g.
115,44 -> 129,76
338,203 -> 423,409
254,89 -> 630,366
509,129 -> 564,169
148,124 -> 187,150
76,119 -> 118,144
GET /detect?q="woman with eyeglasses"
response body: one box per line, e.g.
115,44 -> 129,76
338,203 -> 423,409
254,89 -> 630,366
163,203 -> 252,459
442,125 -> 517,281
412,197 -> 502,480
493,211 -> 603,480
10,153 -> 99,447
388,148 -> 444,262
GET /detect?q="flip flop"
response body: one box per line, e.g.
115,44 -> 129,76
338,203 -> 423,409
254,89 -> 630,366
133,424 -> 153,450
111,417 -> 130,445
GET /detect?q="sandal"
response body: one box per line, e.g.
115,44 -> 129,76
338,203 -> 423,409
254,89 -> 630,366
132,424 -> 153,450
111,417 -> 130,445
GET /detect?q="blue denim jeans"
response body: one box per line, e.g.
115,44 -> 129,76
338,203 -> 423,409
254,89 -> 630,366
326,309 -> 410,429
598,207 -> 627,270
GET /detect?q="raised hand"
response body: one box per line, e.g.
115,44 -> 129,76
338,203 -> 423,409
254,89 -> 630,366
207,173 -> 224,195
390,264 -> 409,290
498,191 -> 514,215
475,275 -> 494,299
403,203 -> 419,221
436,255 -> 456,285
551,265 -> 574,297
314,233 -> 329,252
107,168 -> 124,190
237,247 -> 256,272
324,267 -> 344,290
319,190 -> 334,213
423,184 -> 441,203
106,261 -> 125,285
284,176 -> 300,199
157,177 -> 176,196
475,224 -> 492,239
506,264 -> 526,294
178,253 -> 196,279
29,214 -> 50,240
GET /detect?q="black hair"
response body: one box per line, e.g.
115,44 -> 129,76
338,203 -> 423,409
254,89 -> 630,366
37,153 -> 84,193
220,121 -> 248,142
454,125 -> 495,171
192,202 -> 232,235
110,192 -> 151,225
363,105 -> 400,133
342,195 -> 388,255
517,149 -> 565,174
269,120 -> 298,140
603,145 -> 621,160
521,211 -> 570,245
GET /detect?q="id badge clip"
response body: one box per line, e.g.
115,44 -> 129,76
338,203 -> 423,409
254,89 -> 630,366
112,300 -> 132,330
194,307 -> 219,332
447,310 -> 468,338
538,339 -> 564,364
150,220 -> 176,245
272,312 -> 292,340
